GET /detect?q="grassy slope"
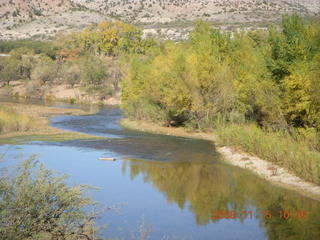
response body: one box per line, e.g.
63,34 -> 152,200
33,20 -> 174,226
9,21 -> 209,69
217,124 -> 320,185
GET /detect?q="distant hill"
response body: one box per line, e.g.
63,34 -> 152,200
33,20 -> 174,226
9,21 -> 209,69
0,0 -> 318,41
71,0 -> 319,24
0,0 -> 75,20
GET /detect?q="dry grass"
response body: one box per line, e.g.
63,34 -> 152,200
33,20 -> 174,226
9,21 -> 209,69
0,102 -> 101,142
0,105 -> 38,133
216,123 -> 320,184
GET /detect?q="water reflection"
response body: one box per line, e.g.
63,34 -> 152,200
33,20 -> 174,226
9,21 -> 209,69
122,158 -> 320,239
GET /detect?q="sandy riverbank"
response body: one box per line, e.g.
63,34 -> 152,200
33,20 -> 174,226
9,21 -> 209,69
0,102 -> 102,143
120,118 -> 320,201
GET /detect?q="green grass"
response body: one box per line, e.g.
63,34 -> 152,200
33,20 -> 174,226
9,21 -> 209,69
216,123 -> 320,184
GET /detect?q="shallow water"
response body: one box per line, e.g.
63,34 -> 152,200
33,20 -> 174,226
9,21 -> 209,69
1,103 -> 320,240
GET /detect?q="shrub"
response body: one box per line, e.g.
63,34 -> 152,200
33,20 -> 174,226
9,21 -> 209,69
31,57 -> 58,84
61,63 -> 81,87
0,157 -> 100,240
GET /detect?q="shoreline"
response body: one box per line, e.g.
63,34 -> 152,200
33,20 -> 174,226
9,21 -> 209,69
120,118 -> 320,201
0,101 -> 102,144
0,80 -> 120,106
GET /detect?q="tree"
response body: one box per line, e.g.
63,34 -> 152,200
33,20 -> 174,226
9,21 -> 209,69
80,57 -> 107,94
0,57 -> 20,85
282,58 -> 320,129
62,62 -> 81,87
267,15 -> 320,82
31,56 -> 57,85
10,48 -> 36,80
58,21 -> 155,56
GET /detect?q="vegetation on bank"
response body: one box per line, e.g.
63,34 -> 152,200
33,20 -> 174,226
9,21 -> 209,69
217,123 -> 320,183
0,102 -> 101,143
1,15 -> 320,239
0,105 -> 35,133
121,15 -> 320,184
0,21 -> 156,101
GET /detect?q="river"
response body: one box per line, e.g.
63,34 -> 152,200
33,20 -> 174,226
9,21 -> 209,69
1,103 -> 320,240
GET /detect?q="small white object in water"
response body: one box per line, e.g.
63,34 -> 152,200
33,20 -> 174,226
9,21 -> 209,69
98,157 -> 116,161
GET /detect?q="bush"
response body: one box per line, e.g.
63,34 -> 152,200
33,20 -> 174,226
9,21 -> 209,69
0,157 -> 100,240
81,58 -> 106,88
79,57 -> 120,97
0,40 -> 59,59
61,62 -> 81,87
122,98 -> 167,123
31,57 -> 58,84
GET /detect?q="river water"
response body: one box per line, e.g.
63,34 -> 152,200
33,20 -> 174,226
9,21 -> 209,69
1,103 -> 320,240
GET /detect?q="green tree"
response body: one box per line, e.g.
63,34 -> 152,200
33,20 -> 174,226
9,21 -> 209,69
31,56 -> 57,84
0,57 -> 20,85
80,57 -> 107,93
62,62 -> 81,87
267,15 -> 320,81
282,58 -> 320,129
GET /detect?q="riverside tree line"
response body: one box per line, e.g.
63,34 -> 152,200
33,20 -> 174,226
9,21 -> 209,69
121,15 -> 320,184
122,15 -> 320,132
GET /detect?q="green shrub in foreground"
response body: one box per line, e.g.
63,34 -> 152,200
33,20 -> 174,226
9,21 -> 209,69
0,157 -> 100,240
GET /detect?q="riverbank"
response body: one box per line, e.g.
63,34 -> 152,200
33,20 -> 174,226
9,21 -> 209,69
0,80 -> 120,106
0,101 -> 102,144
120,118 -> 320,201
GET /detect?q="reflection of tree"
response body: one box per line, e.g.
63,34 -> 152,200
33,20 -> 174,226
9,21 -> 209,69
122,159 -> 320,239
259,196 -> 320,240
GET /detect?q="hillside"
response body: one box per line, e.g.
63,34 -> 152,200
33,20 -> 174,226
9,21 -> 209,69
0,0 -> 75,22
71,0 -> 319,24
0,0 -> 110,40
0,0 -> 319,41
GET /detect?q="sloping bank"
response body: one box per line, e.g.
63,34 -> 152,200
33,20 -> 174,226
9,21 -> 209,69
0,80 -> 120,106
0,102 -> 102,144
120,118 -> 320,201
